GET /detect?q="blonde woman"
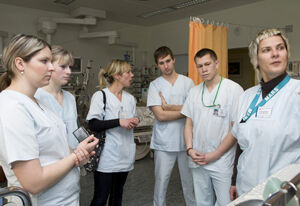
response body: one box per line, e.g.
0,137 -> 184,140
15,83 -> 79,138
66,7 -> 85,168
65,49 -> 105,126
87,59 -> 139,206
198,29 -> 300,198
35,45 -> 79,150
0,34 -> 98,205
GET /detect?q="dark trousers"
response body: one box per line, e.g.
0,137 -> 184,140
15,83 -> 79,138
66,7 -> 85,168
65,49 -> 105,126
90,171 -> 129,206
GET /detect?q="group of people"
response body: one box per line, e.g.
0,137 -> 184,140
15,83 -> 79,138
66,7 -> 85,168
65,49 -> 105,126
0,34 -> 140,206
147,28 -> 300,206
0,27 -> 299,206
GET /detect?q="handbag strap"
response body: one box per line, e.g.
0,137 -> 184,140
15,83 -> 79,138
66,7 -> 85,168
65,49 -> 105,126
100,90 -> 106,120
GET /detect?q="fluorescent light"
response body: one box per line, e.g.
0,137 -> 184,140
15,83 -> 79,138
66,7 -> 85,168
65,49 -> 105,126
54,0 -> 75,5
172,0 -> 209,9
139,7 -> 174,18
138,0 -> 211,18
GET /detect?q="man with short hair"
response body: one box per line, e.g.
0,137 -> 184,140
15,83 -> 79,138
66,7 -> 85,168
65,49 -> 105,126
147,46 -> 195,206
181,48 -> 243,206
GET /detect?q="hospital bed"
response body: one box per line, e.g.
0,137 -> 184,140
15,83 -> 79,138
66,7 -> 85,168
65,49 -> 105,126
228,163 -> 300,206
0,187 -> 32,206
134,106 -> 154,160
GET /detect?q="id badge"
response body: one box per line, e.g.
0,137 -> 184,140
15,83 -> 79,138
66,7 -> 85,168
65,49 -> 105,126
256,107 -> 272,118
218,108 -> 227,117
213,105 -> 226,117
213,108 -> 219,116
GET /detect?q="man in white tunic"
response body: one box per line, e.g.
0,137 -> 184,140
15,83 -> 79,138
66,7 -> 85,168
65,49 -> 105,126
147,46 -> 195,206
181,48 -> 243,206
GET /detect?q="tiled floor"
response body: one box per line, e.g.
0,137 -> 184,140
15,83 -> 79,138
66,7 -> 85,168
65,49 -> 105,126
80,154 -> 185,206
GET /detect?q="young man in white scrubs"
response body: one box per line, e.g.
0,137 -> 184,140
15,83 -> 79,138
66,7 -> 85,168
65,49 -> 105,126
181,48 -> 243,206
147,46 -> 195,206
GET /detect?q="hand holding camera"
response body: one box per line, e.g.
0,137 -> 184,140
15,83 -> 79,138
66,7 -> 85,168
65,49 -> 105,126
73,127 -> 99,167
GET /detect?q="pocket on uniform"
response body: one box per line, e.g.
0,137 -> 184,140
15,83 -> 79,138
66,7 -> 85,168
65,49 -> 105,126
128,143 -> 136,163
99,143 -> 120,167
119,143 -> 136,166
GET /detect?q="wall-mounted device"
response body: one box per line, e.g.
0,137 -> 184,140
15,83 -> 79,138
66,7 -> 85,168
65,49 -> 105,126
70,57 -> 82,74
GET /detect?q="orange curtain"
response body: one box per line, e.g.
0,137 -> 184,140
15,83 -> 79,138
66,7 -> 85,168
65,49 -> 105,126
188,21 -> 228,85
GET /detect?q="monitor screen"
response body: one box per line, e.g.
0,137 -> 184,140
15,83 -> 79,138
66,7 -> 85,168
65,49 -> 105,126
70,57 -> 82,73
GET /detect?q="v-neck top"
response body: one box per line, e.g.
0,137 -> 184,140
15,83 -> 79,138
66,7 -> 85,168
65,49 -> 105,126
0,90 -> 80,205
35,88 -> 78,149
86,88 -> 137,172
232,78 -> 300,195
181,78 -> 244,170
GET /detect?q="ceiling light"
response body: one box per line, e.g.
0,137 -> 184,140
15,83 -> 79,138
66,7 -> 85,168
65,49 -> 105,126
139,7 -> 174,18
138,0 -> 211,18
172,0 -> 209,9
54,0 -> 75,5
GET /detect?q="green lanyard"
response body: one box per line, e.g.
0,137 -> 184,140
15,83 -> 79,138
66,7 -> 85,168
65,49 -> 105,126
201,76 -> 223,108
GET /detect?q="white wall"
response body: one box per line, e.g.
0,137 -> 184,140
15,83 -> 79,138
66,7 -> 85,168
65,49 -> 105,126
148,0 -> 300,62
1,0 -> 299,91
0,3 -> 150,96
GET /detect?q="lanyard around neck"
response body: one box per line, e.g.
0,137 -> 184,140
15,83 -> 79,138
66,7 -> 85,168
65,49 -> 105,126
240,75 -> 290,123
201,76 -> 223,108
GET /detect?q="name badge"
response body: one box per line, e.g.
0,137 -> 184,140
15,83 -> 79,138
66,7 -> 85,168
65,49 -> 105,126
256,107 -> 272,118
218,108 -> 227,117
213,107 -> 227,117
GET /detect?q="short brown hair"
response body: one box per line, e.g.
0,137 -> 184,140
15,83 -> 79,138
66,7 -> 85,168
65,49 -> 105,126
154,46 -> 174,64
194,48 -> 217,63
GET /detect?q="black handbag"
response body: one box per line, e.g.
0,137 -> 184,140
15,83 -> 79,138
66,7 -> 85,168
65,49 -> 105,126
85,90 -> 107,173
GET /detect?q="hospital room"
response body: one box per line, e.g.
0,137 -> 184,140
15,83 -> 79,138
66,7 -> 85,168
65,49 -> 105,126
0,0 -> 299,205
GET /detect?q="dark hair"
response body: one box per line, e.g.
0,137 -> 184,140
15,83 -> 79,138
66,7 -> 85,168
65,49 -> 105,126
0,34 -> 51,91
194,48 -> 218,63
154,46 -> 174,64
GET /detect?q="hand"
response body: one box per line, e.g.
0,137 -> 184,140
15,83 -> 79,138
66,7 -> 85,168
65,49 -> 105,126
74,148 -> 90,167
188,149 -> 203,164
74,135 -> 98,167
131,117 -> 139,126
159,92 -> 167,110
77,135 -> 99,153
194,151 -> 219,165
120,117 -> 139,130
230,186 -> 238,201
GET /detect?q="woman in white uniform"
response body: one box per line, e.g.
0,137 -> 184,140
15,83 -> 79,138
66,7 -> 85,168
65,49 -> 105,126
35,45 -> 79,150
0,34 -> 98,206
87,59 -> 139,206
199,29 -> 300,197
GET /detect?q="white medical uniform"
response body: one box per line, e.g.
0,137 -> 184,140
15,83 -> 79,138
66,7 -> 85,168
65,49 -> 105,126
147,74 -> 195,206
181,78 -> 243,206
86,88 -> 136,173
0,90 -> 80,206
232,78 -> 300,195
35,88 -> 79,149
